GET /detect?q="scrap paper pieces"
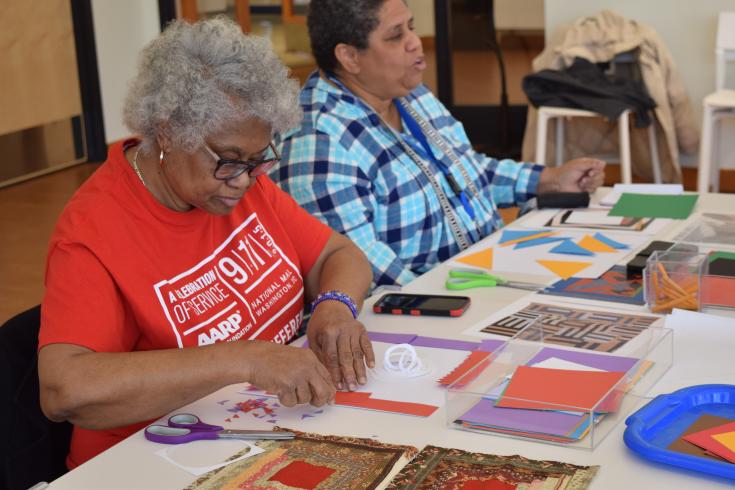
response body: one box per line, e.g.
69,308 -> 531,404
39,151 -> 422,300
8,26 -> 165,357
454,247 -> 493,269
499,229 -> 552,245
513,235 -> 566,249
385,445 -> 599,489
495,366 -> 626,412
541,265 -> 645,306
684,420 -> 735,463
334,391 -> 438,417
667,414 -> 735,461
500,231 -> 557,247
536,259 -> 591,279
593,232 -> 629,249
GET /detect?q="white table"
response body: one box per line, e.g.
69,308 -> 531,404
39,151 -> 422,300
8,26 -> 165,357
48,191 -> 735,489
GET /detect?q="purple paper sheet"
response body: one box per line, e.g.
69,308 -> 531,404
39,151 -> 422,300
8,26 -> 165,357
479,339 -> 505,352
367,332 -> 417,344
411,336 -> 480,351
526,347 -> 639,373
459,398 -> 588,437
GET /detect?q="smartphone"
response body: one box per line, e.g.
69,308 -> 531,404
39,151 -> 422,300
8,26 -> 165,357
372,293 -> 471,317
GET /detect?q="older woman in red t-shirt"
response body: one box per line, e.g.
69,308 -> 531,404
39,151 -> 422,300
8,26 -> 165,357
38,17 -> 374,468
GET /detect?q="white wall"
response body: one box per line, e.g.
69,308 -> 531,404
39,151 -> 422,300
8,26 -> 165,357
406,0 -> 434,37
91,0 -> 160,143
545,0 -> 735,168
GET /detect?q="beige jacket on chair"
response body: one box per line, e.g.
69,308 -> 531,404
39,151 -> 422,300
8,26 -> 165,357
522,10 -> 699,182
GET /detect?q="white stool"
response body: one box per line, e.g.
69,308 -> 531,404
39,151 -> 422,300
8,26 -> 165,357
697,12 -> 735,194
535,106 -> 662,184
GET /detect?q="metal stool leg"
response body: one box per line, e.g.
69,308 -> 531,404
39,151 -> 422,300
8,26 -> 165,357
698,104 -> 715,194
536,110 -> 549,165
555,117 -> 564,167
618,110 -> 633,184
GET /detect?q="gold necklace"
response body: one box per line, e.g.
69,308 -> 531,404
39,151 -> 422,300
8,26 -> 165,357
132,145 -> 146,187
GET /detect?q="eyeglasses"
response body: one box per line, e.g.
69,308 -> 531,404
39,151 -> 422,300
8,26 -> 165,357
202,141 -> 280,181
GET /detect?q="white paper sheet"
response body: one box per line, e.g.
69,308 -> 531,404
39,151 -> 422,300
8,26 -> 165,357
565,210 -> 625,226
517,209 -> 673,236
599,184 -> 684,207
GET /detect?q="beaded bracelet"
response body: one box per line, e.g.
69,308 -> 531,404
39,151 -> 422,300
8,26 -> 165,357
310,290 -> 359,319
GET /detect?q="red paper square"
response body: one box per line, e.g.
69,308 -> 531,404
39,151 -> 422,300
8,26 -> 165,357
460,479 -> 515,490
268,460 -> 336,489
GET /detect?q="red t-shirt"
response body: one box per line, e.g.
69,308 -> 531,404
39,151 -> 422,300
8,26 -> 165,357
39,140 -> 332,468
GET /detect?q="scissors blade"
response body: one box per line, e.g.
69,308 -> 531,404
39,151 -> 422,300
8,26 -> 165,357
219,429 -> 295,440
499,281 -> 545,291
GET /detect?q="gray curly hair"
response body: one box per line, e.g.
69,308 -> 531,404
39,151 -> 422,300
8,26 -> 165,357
123,17 -> 302,153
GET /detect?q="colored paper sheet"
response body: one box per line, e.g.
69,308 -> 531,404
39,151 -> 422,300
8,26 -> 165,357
684,421 -> 735,463
667,414 -> 735,461
536,259 -> 591,279
526,347 -> 639,373
578,235 -> 617,253
496,366 -> 626,412
498,229 -> 551,244
458,397 -> 592,439
455,248 -> 494,270
478,339 -> 505,352
593,232 -> 629,249
334,391 -> 438,417
540,265 -> 645,306
713,431 -> 735,451
500,231 -> 557,248
366,332 -> 417,344
609,193 -> 698,220
411,337 -> 480,351
513,236 -> 567,249
550,240 -> 595,256
438,351 -> 491,386
701,275 -> 735,308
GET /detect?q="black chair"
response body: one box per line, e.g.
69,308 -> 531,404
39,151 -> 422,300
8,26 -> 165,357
0,306 -> 72,490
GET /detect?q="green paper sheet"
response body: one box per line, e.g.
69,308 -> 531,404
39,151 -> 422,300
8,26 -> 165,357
609,193 -> 698,220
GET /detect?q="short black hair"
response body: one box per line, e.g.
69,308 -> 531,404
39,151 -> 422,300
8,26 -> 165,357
307,0 -> 386,73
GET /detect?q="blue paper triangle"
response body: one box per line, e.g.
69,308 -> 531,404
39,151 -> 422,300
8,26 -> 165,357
550,239 -> 596,256
593,232 -> 629,249
499,229 -> 551,244
514,236 -> 567,249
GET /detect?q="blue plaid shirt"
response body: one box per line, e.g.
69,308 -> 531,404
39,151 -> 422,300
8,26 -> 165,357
273,71 -> 543,287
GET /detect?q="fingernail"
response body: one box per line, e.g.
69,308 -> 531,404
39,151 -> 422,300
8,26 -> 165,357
368,361 -> 375,368
358,377 -> 367,384
337,382 -> 343,390
349,383 -> 357,391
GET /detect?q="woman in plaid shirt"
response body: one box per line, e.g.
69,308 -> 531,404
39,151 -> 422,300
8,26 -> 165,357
274,0 -> 605,287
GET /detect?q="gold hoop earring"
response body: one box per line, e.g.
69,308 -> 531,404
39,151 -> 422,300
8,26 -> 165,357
159,150 -> 165,168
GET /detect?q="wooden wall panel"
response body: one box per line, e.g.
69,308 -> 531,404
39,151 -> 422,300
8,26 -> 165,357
0,0 -> 82,135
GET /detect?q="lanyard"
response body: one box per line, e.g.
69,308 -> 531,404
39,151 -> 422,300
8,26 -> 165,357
395,103 -> 476,221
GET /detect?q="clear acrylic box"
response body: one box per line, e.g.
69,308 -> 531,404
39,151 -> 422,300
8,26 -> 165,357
446,318 -> 673,450
643,250 -> 707,313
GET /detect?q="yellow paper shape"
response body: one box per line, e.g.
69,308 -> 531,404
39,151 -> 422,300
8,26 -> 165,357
713,430 -> 735,451
578,235 -> 617,253
455,248 -> 493,270
500,231 -> 557,247
536,259 -> 591,279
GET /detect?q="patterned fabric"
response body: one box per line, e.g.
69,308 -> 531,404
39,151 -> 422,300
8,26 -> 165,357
385,445 -> 599,490
480,302 -> 658,352
187,429 -> 417,489
274,70 -> 543,287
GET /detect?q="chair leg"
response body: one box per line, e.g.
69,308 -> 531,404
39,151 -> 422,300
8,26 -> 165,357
698,105 -> 714,194
647,122 -> 662,184
536,111 -> 549,165
712,114 -> 722,193
618,110 -> 633,184
555,117 -> 564,167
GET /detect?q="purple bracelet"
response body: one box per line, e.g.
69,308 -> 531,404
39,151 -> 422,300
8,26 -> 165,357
310,290 -> 359,319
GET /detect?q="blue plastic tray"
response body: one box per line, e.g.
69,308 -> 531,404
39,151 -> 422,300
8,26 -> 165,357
624,384 -> 735,480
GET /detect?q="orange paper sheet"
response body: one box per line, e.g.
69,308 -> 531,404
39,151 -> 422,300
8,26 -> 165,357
334,391 -> 438,417
536,259 -> 592,279
455,248 -> 494,270
578,235 -> 617,253
438,351 -> 491,387
496,366 -> 626,412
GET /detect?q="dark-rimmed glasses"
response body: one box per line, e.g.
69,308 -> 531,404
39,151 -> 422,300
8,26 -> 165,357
203,141 -> 280,180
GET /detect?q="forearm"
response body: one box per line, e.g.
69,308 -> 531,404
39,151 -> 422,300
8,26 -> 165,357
38,340 -> 256,429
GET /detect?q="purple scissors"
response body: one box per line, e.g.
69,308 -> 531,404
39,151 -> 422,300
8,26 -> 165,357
144,413 -> 295,444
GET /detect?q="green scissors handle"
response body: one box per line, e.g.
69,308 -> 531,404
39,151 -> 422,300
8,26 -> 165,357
445,270 -> 505,290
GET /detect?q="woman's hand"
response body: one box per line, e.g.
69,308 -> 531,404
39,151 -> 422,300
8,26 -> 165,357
307,301 -> 375,391
538,158 -> 606,194
241,340 -> 336,407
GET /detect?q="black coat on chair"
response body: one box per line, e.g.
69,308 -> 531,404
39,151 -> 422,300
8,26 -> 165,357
0,306 -> 72,490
